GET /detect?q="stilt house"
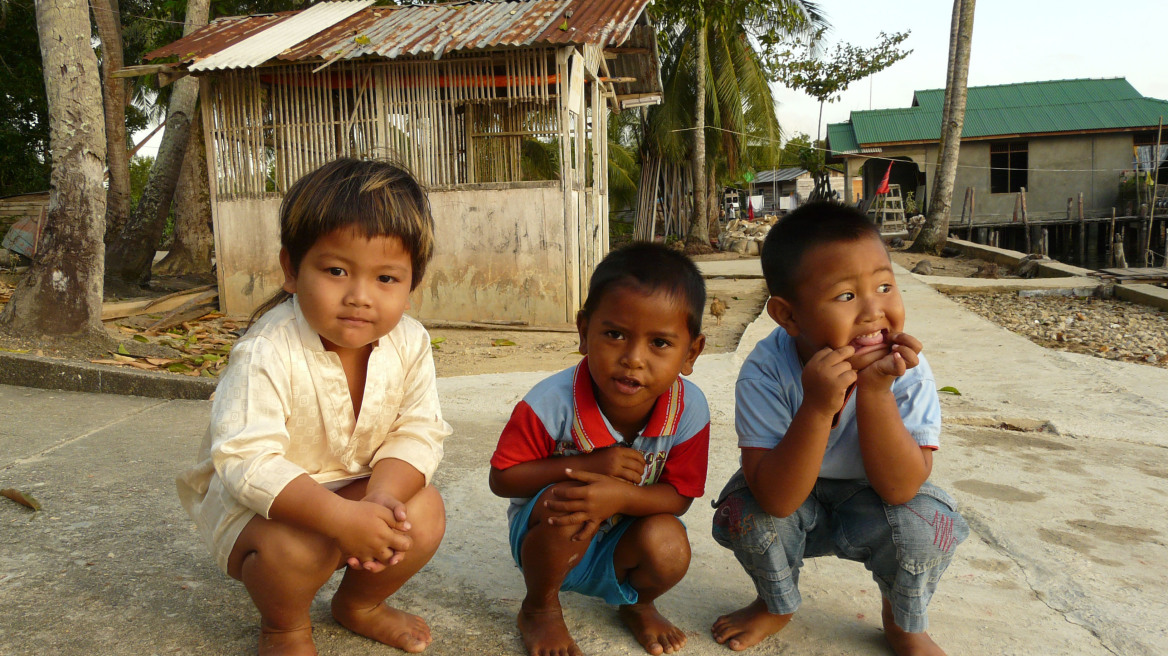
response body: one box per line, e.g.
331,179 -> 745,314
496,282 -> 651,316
142,0 -> 662,324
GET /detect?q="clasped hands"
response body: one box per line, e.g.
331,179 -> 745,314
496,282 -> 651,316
543,445 -> 647,543
331,490 -> 413,574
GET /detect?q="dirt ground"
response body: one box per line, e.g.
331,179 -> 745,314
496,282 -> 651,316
428,275 -> 769,377
887,246 -> 1012,278
0,270 -> 770,379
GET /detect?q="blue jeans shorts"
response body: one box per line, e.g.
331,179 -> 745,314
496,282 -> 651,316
711,474 -> 968,633
509,486 -> 639,606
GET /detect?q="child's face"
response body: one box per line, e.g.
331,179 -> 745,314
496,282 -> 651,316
280,228 -> 414,354
768,236 -> 905,368
577,285 -> 704,437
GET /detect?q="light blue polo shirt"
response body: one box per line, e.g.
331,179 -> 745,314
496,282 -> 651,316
735,326 -> 941,481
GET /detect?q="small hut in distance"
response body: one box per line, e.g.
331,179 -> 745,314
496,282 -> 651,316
142,0 -> 662,325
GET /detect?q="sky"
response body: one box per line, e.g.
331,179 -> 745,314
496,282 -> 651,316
134,1 -> 1168,157
772,0 -> 1168,143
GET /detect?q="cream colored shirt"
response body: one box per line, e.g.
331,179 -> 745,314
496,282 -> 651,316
177,298 -> 450,572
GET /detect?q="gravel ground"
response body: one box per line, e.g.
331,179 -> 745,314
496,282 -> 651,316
947,290 -> 1168,368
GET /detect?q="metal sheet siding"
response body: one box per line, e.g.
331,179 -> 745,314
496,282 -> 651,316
189,0 -> 374,71
148,0 -> 651,66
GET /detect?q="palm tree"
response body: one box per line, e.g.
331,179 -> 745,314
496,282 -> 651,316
647,0 -> 822,249
911,0 -> 975,254
635,2 -> 821,245
1,0 -> 108,340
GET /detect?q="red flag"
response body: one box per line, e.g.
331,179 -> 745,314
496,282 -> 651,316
876,161 -> 893,195
747,201 -> 755,221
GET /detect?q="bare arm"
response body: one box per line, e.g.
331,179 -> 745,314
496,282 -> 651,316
855,333 -> 933,505
544,470 -> 693,541
744,345 -> 857,518
267,473 -> 406,566
488,445 -> 647,499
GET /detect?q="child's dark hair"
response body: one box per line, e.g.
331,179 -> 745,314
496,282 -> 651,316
581,242 -> 706,337
250,158 -> 435,324
761,201 -> 882,300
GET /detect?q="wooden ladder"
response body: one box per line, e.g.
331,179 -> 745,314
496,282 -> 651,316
872,184 -> 907,235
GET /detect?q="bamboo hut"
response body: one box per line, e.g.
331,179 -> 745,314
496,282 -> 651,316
140,0 -> 662,324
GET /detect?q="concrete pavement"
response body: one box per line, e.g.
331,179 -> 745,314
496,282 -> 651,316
2,262 -> 1166,655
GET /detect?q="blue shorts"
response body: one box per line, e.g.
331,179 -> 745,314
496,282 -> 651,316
508,487 -> 639,606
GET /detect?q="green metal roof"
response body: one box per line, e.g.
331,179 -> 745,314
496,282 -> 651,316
827,78 -> 1168,155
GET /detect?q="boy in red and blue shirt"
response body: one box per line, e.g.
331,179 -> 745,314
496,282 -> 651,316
490,243 -> 710,656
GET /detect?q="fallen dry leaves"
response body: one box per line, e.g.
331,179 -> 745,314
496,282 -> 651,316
95,313 -> 242,377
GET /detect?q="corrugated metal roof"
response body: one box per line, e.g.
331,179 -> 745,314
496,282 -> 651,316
912,77 -> 1142,112
191,0 -> 374,71
753,168 -> 807,184
147,0 -> 652,67
827,78 -> 1168,153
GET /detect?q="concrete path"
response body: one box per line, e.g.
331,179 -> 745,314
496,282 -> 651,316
2,263 -> 1166,655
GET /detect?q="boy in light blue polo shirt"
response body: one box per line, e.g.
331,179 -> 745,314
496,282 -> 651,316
709,202 -> 967,655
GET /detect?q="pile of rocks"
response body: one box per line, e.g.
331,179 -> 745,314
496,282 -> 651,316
947,290 -> 1168,368
718,216 -> 778,255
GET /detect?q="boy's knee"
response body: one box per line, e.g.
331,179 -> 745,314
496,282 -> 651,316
235,520 -> 337,579
885,486 -> 968,570
636,514 -> 691,567
406,485 -> 446,553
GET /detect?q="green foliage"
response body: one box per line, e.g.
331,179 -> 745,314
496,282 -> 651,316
0,0 -> 51,196
770,28 -> 912,104
128,155 -> 154,209
520,137 -> 559,182
903,190 -> 918,215
607,109 -> 641,212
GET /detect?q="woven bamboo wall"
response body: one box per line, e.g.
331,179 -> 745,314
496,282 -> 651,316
203,49 -> 560,199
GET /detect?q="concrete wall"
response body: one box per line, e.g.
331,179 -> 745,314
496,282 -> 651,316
878,133 -> 1132,224
212,183 -> 572,325
415,182 -> 570,326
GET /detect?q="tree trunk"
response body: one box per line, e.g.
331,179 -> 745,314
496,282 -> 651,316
0,0 -> 107,340
686,19 -> 710,251
911,0 -> 975,254
706,165 -> 720,242
103,0 -> 209,285
155,109 -> 215,278
90,0 -> 130,242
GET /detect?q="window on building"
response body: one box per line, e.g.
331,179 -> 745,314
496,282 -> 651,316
989,141 -> 1028,193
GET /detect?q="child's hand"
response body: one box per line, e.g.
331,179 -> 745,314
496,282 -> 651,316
331,499 -> 412,572
857,332 -> 922,389
802,345 -> 858,417
348,491 -> 412,572
575,445 -> 647,484
544,468 -> 633,541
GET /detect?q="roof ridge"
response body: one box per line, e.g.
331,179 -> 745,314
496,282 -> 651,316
912,76 -> 1132,96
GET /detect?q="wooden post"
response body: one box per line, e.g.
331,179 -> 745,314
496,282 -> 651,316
966,187 -> 975,239
1020,187 -> 1031,254
1147,116 -> 1163,266
1078,192 -> 1086,266
1109,207 -> 1117,267
958,187 -> 969,236
1115,227 -> 1128,268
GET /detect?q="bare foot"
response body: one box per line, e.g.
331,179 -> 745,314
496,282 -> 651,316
619,602 -> 687,655
882,598 -> 945,656
710,597 -> 792,651
518,601 -> 584,656
332,601 -> 432,653
258,626 -> 316,656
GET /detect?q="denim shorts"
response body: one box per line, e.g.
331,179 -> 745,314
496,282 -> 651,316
711,473 -> 968,633
509,486 -> 639,606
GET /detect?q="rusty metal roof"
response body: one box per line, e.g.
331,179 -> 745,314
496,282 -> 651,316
146,0 -> 653,67
191,1 -> 374,71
